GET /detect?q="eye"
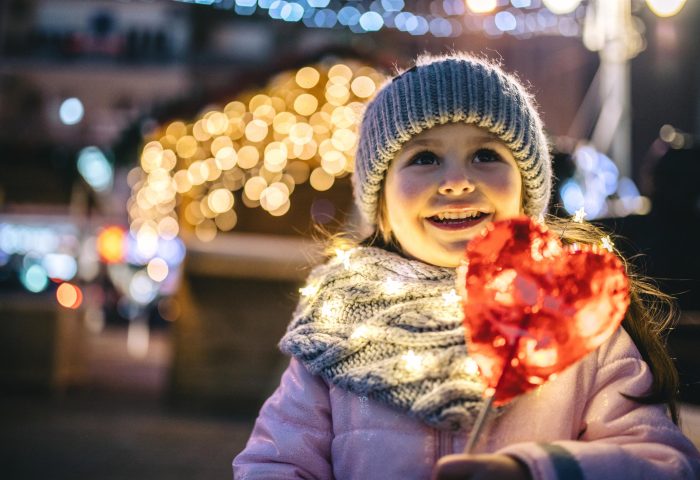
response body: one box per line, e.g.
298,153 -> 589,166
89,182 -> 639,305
409,150 -> 440,166
473,148 -> 502,163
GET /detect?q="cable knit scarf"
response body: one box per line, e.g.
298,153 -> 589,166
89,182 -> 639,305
279,246 -> 485,432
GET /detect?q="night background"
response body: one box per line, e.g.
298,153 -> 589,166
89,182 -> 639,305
0,0 -> 698,478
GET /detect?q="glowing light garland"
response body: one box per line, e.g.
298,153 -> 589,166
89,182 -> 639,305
173,0 -> 587,39
129,60 -> 385,243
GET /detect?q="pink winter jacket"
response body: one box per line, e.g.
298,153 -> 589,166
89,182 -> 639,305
233,328 -> 700,479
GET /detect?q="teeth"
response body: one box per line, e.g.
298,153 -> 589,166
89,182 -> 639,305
435,211 -> 482,220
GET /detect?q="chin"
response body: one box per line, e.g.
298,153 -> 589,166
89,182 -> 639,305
432,249 -> 465,268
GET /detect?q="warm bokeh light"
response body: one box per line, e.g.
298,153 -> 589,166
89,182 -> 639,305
175,135 -> 198,158
465,0 -> 497,14
350,76 -> 377,98
147,257 -> 169,282
542,0 -> 581,15
294,93 -> 319,116
245,119 -> 269,142
646,0 -> 687,17
129,60 -> 385,238
244,176 -> 268,201
208,188 -> 234,213
56,282 -> 83,309
157,217 -> 180,239
214,209 -> 238,231
195,219 -> 217,242
310,167 -> 334,191
296,66 -> 321,88
97,226 -> 126,264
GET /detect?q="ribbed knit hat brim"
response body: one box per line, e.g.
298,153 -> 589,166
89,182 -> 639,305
353,54 -> 552,226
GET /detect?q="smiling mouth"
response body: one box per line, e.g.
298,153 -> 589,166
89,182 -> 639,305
426,211 -> 489,230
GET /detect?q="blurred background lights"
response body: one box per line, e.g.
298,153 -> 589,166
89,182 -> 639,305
129,60 -> 384,242
542,0 -> 581,15
56,283 -> 83,309
58,97 -> 84,125
0,224 -> 59,255
42,253 -> 78,281
560,144 -> 649,219
280,2 -> 304,22
645,0 -> 687,17
382,0 -> 405,11
208,188 -> 235,213
77,147 -> 114,192
21,264 -> 50,293
129,270 -> 159,305
175,0 -> 586,38
511,0 -> 531,7
147,257 -> 169,282
466,0 -> 497,14
156,237 -> 186,265
337,6 -> 361,26
560,178 -> 586,215
495,11 -> 517,31
97,226 -> 126,264
359,11 -> 384,31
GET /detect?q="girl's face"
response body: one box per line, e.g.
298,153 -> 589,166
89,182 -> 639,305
383,123 -> 523,267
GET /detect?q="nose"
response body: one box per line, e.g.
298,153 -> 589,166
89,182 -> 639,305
437,164 -> 475,196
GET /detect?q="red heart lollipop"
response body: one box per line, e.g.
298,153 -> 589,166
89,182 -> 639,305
462,217 -> 630,406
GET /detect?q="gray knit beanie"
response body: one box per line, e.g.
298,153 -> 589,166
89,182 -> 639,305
353,53 -> 552,227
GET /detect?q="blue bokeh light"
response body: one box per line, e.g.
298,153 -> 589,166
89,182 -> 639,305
394,11 -> 413,31
281,2 -> 304,21
77,146 -> 113,192
359,11 -> 384,31
407,15 -> 429,35
314,8 -> 337,27
268,0 -> 285,18
495,11 -> 517,31
381,0 -> 404,12
42,253 -> 78,281
21,264 -> 50,293
561,179 -> 585,215
59,97 -> 84,126
511,0 -> 531,7
337,6 -> 361,26
429,17 -> 452,37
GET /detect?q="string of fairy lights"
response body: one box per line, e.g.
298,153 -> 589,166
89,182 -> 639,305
127,60 -> 385,243
174,0 -> 587,39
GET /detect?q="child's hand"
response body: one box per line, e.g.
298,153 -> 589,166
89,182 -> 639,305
431,453 -> 533,480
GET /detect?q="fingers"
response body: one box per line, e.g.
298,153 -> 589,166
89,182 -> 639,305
432,454 -> 476,480
431,453 -> 533,480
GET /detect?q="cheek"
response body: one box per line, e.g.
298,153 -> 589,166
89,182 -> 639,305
486,170 -> 523,212
383,176 -> 428,237
387,176 -> 424,202
385,175 -> 424,215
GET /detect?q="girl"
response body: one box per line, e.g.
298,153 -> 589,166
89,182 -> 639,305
233,53 -> 700,479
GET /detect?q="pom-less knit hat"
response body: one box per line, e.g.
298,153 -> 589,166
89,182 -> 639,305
353,53 -> 552,227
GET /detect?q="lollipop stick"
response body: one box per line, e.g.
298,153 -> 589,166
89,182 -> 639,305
464,326 -> 526,453
464,393 -> 494,453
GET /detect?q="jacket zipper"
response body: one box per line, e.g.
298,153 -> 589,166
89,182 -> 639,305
436,429 -> 454,462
